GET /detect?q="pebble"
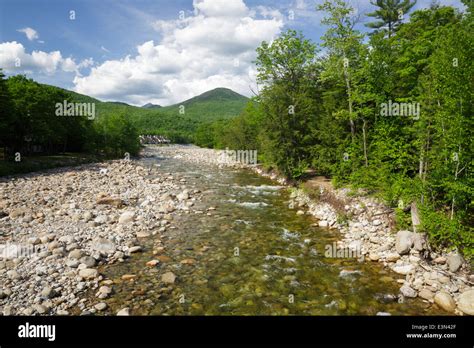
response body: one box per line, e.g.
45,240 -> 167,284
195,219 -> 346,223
128,246 -> 142,253
79,268 -> 98,279
146,260 -> 160,267
94,302 -> 108,311
161,271 -> 177,284
118,211 -> 135,224
117,307 -> 130,316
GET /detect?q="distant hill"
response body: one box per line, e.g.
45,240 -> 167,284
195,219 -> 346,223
109,101 -> 132,107
142,103 -> 162,109
42,84 -> 249,142
161,87 -> 249,122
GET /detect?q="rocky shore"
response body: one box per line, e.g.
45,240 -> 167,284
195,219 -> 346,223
0,154 -> 197,315
1,144 -> 472,316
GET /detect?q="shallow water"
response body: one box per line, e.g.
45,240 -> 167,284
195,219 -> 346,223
99,147 -> 444,315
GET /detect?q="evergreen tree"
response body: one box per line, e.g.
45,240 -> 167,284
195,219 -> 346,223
366,0 -> 417,37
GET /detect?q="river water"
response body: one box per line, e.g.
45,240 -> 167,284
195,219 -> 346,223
98,146 -> 443,315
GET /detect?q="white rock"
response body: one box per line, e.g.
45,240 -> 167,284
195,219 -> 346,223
372,219 -> 382,226
118,211 -> 135,224
318,220 -> 328,227
117,307 -> 130,316
446,253 -> 463,273
161,271 -> 176,284
392,264 -> 415,275
434,292 -> 456,312
395,230 -> 414,255
79,268 -> 98,279
400,285 -> 417,298
457,290 -> 474,315
91,237 -> 116,255
94,302 -> 107,311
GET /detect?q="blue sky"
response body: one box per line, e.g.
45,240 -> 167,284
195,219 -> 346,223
0,0 -> 467,105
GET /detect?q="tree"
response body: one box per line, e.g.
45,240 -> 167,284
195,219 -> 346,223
366,0 -> 417,37
0,69 -> 13,152
317,0 -> 369,178
255,29 -> 319,178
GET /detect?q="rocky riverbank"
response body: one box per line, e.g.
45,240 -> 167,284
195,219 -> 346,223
287,186 -> 474,315
153,145 -> 473,316
0,155 -> 198,315
1,144 -> 472,316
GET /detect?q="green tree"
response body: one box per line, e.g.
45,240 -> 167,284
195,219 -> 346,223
255,29 -> 319,178
366,0 -> 417,37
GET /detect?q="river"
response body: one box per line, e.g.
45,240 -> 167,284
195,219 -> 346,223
94,146 -> 443,315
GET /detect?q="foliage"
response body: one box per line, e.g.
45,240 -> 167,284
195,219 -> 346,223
212,2 -> 473,257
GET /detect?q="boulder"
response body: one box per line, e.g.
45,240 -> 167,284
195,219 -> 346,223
446,253 -> 463,273
457,290 -> 474,315
80,256 -> 96,268
68,249 -> 83,260
412,233 -> 427,251
392,264 -> 415,275
418,289 -> 434,301
395,230 -> 414,255
434,292 -> 456,313
400,285 -> 417,298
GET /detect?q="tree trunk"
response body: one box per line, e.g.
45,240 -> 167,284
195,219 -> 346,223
411,202 -> 421,232
344,68 -> 355,141
362,118 -> 368,167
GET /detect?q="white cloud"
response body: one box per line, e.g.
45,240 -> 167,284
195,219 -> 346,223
0,41 -> 93,75
193,0 -> 248,17
17,27 -> 39,41
73,0 -> 283,105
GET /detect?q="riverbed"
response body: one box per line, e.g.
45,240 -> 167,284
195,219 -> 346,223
95,145 -> 443,315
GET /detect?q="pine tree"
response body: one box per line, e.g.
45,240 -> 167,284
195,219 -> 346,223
366,0 -> 417,37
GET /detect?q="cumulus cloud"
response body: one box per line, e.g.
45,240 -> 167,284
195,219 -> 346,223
17,27 -> 39,41
0,41 -> 93,75
73,0 -> 284,106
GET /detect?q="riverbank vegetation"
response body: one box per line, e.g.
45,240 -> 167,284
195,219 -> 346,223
202,1 -> 473,258
0,73 -> 141,162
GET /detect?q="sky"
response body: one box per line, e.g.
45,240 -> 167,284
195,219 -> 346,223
0,0 -> 467,106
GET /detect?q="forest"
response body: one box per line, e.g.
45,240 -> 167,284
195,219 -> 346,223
196,0 -> 473,257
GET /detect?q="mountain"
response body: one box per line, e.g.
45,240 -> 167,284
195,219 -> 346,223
109,101 -> 132,107
161,87 -> 249,122
176,87 -> 248,106
41,83 -> 249,142
142,103 -> 162,109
